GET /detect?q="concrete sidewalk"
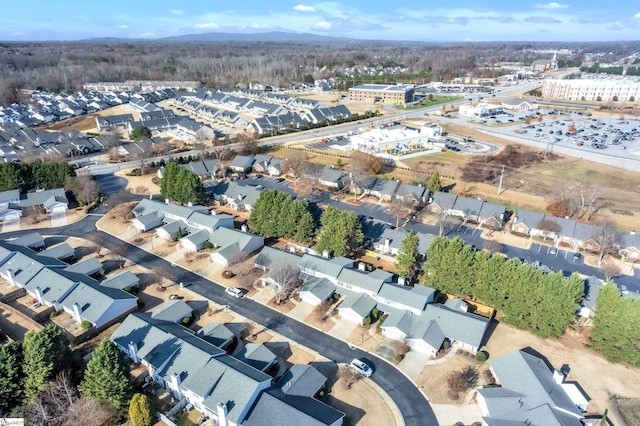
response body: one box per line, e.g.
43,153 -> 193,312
431,402 -> 482,426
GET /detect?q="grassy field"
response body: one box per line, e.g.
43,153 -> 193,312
396,95 -> 462,111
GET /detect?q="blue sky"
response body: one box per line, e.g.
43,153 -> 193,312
1,1 -> 639,42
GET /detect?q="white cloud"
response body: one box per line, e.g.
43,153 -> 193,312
294,4 -> 316,12
634,12 -> 640,19
313,21 -> 332,29
170,9 -> 184,15
194,22 -> 218,29
119,24 -> 129,29
536,2 -> 569,9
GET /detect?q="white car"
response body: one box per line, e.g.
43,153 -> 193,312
350,359 -> 373,377
225,287 -> 244,299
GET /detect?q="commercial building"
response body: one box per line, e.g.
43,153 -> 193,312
348,84 -> 414,104
542,77 -> 640,101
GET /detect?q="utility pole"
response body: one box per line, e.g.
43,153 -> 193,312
497,165 -> 505,195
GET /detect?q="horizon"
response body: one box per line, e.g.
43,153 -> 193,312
1,1 -> 639,43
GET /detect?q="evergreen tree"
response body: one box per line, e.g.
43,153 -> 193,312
160,162 -> 180,201
423,236 -> 450,283
315,206 -> 364,257
79,339 -> 132,409
0,341 -> 24,410
396,231 -> 420,281
427,169 -> 442,195
23,324 -> 70,398
590,283 -> 640,366
0,162 -> 23,192
248,190 -> 316,242
129,393 -> 155,426
291,200 -> 316,244
130,126 -> 152,141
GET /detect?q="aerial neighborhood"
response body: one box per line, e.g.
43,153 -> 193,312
1,18 -> 640,426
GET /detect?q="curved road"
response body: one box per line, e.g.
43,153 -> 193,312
3,209 -> 437,426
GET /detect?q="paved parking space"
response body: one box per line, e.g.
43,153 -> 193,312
51,211 -> 68,227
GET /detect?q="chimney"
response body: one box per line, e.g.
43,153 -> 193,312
384,238 -> 390,252
34,286 -> 44,304
211,210 -> 216,216
631,230 -> 636,236
128,341 -> 139,363
187,201 -> 193,207
165,198 -> 170,204
241,224 -> 248,233
322,250 -> 330,259
217,402 -> 228,426
170,372 -> 181,389
6,268 -> 15,285
552,369 -> 565,384
358,262 -> 366,272
398,276 -> 406,286
72,302 -> 82,322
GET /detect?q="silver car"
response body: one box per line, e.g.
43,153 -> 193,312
350,359 -> 373,377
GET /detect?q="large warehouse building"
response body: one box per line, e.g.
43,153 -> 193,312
349,84 -> 415,104
542,77 -> 640,101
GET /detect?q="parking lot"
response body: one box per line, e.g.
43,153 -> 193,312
473,108 -> 640,159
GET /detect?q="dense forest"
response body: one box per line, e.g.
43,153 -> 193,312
1,38 -> 637,105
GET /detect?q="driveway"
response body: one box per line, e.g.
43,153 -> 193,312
50,211 -> 68,227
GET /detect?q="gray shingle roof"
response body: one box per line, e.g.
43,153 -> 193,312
377,283 -> 433,312
299,275 -> 336,301
479,350 -> 583,425
254,246 -> 302,270
198,323 -> 235,347
431,191 -> 457,210
64,257 -> 103,275
298,254 -> 346,279
234,343 -> 277,371
39,243 -> 75,260
279,365 -> 326,397
452,196 -> 484,216
151,300 -> 194,323
101,270 -> 139,290
339,293 -> 377,318
513,209 -> 546,229
337,268 -> 386,294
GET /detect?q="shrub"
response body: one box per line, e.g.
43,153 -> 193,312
475,351 -> 488,362
181,317 -> 192,326
457,349 -> 463,354
464,351 -> 469,356
49,310 -> 60,318
443,341 -> 451,350
81,320 -> 93,330
363,316 -> 371,326
394,355 -> 403,362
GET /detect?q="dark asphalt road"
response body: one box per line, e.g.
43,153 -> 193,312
2,211 -> 437,426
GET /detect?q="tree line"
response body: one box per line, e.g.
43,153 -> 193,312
0,161 -> 75,192
0,325 -> 154,425
248,189 -> 315,244
424,236 -> 585,338
590,282 -> 640,367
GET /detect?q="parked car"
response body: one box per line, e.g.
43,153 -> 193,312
549,247 -> 557,255
225,287 -> 244,299
350,359 -> 373,377
573,252 -> 581,261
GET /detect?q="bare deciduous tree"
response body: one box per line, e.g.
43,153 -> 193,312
387,199 -> 414,227
337,364 -> 359,389
282,150 -> 309,180
446,365 -> 479,400
111,245 -> 128,269
89,232 -> 106,257
536,219 -> 561,239
601,260 -> 621,282
267,263 -> 302,304
592,222 -> 619,264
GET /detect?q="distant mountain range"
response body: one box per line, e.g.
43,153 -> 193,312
83,31 -> 352,43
